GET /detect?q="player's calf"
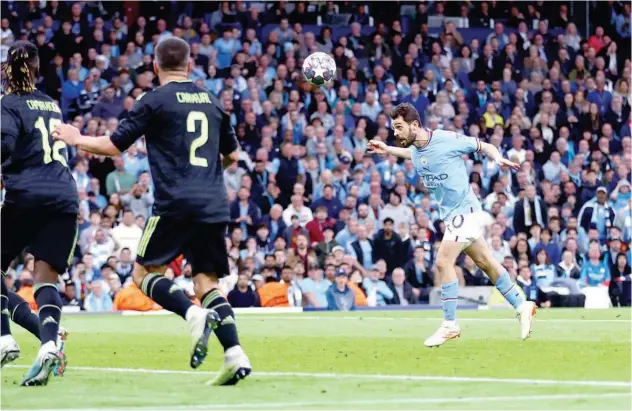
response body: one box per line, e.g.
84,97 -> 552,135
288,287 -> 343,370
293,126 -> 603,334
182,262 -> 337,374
133,264 -> 194,320
33,282 -> 62,346
8,290 -> 41,339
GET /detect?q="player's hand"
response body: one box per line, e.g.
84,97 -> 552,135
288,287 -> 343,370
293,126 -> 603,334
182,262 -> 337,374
367,140 -> 388,156
498,158 -> 520,171
52,123 -> 82,146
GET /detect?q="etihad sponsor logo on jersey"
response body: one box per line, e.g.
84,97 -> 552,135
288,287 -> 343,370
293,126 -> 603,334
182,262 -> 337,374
176,92 -> 212,104
421,173 -> 448,188
26,100 -> 61,113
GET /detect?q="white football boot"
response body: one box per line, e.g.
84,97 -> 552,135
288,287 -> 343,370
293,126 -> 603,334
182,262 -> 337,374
517,301 -> 537,340
208,345 -> 252,386
187,306 -> 220,369
424,321 -> 462,347
20,341 -> 61,386
0,334 -> 20,367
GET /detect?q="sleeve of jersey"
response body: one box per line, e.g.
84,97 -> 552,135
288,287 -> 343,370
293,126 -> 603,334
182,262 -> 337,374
218,109 -> 240,156
1,104 -> 20,163
110,98 -> 151,152
409,146 -> 420,169
450,131 -> 481,155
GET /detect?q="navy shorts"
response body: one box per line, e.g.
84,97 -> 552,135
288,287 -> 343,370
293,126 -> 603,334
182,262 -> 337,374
136,217 -> 230,277
1,204 -> 77,274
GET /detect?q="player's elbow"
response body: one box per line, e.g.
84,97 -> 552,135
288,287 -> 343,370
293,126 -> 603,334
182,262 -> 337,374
222,150 -> 240,167
227,150 -> 240,164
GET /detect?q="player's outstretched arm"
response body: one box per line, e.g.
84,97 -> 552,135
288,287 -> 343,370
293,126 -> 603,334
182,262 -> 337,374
367,140 -> 411,159
53,124 -> 121,156
479,141 -> 520,171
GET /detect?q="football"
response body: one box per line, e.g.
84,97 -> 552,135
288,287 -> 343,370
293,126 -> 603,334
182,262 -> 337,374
302,52 -> 336,85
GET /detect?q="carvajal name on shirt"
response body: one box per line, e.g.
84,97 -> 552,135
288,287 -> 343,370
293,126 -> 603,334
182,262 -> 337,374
176,92 -> 211,104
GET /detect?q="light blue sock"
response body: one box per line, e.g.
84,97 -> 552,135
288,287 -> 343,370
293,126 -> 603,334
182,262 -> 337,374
441,281 -> 459,321
495,271 -> 525,309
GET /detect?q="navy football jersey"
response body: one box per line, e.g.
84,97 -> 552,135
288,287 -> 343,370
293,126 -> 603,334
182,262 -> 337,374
1,91 -> 78,213
110,80 -> 239,223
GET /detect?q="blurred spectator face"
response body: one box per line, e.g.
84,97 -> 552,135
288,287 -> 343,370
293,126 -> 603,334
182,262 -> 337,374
135,215 -> 145,228
237,274 -> 250,289
588,243 -> 601,260
597,189 -> 607,204
91,280 -> 103,297
383,219 -> 394,235
157,19 -> 167,33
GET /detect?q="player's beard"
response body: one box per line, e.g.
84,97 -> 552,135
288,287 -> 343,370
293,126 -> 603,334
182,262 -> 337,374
398,129 -> 416,148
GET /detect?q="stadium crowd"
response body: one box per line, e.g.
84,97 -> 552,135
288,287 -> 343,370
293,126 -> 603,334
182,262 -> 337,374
2,1 -> 631,312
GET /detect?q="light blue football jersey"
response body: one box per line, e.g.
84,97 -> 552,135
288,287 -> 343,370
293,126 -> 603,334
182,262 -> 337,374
409,129 -> 482,222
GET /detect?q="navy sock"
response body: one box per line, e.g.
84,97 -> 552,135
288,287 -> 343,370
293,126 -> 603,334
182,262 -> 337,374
8,291 -> 40,339
201,289 -> 239,351
141,273 -> 193,319
34,283 -> 62,345
1,276 -> 11,336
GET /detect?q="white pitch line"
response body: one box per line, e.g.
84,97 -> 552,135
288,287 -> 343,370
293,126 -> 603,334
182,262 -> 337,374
11,393 -> 632,411
7,365 -> 631,387
239,315 -> 631,323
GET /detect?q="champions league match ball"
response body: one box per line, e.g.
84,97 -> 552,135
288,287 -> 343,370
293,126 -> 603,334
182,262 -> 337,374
302,52 -> 336,85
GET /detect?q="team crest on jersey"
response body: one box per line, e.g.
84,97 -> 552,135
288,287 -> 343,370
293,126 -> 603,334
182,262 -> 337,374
420,156 -> 428,166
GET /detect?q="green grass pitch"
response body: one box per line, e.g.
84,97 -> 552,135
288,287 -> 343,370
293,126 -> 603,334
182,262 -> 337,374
1,309 -> 631,410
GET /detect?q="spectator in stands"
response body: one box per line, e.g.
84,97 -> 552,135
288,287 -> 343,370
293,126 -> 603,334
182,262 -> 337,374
610,252 -> 631,307
62,281 -> 83,309
326,268 -> 355,311
557,250 -> 581,279
92,85 -> 123,120
228,273 -> 261,308
349,224 -> 374,270
121,184 -> 154,220
301,264 -> 331,308
230,186 -> 261,236
531,248 -> 557,288
305,206 -> 335,246
362,267 -> 393,307
580,241 -> 611,287
373,217 -> 404,275
578,186 -> 617,241
106,157 -> 136,196
84,278 -> 113,312
387,267 -> 418,305
311,185 -> 343,219
517,265 -> 551,308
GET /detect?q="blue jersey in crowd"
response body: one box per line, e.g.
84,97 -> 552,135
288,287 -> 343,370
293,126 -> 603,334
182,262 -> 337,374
579,260 -> 611,286
409,130 -> 482,222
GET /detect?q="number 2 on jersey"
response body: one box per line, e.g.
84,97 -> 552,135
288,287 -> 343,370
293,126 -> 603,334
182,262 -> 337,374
187,111 -> 209,167
35,116 -> 67,166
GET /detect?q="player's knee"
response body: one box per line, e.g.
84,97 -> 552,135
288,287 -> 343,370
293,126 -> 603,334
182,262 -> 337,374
131,263 -> 150,288
193,273 -> 219,298
435,255 -> 453,274
33,260 -> 58,283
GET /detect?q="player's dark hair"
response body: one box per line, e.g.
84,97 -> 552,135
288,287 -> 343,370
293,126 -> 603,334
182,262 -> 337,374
154,37 -> 190,72
2,40 -> 39,94
391,103 -> 421,125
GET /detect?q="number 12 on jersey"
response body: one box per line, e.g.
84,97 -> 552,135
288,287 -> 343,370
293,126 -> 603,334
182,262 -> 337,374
35,116 -> 67,166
